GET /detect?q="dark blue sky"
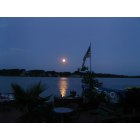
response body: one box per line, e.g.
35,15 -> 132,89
0,17 -> 140,75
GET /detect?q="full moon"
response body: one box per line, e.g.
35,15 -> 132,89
62,58 -> 66,63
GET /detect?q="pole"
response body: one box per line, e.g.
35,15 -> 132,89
90,42 -> 91,73
89,42 -> 92,92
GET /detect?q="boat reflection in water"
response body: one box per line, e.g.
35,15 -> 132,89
58,78 -> 69,97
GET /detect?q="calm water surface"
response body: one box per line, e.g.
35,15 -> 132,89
0,76 -> 140,97
0,76 -> 82,97
98,78 -> 140,90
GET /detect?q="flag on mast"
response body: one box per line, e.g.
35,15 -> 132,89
82,43 -> 91,68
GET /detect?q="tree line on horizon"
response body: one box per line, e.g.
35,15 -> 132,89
0,69 -> 139,78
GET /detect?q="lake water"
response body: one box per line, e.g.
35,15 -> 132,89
0,76 -> 140,97
0,76 -> 82,97
98,78 -> 140,90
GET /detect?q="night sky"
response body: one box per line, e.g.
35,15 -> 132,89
0,17 -> 140,75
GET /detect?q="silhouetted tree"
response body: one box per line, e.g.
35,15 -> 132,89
121,87 -> 140,114
11,82 -> 53,122
82,72 -> 103,108
0,69 -> 25,76
11,82 -> 51,113
27,70 -> 45,77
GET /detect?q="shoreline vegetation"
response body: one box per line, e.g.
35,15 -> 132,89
1,82 -> 140,122
0,69 -> 139,78
0,71 -> 140,122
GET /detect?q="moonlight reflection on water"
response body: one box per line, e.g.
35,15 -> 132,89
58,77 -> 69,97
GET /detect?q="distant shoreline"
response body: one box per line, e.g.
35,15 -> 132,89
0,75 -> 140,79
0,69 -> 140,78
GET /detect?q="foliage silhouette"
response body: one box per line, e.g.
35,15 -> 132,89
11,82 -> 53,122
82,72 -> 104,109
121,87 -> 140,114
